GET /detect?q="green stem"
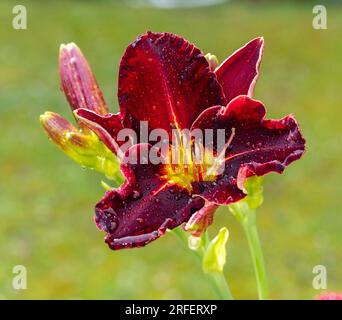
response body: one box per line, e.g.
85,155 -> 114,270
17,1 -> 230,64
172,228 -> 233,300
240,210 -> 269,300
210,272 -> 233,300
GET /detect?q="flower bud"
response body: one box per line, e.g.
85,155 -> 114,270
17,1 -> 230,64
40,111 -> 121,181
59,42 -> 109,115
203,227 -> 229,274
205,53 -> 219,71
188,235 -> 202,251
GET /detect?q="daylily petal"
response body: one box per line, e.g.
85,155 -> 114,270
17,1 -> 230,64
59,42 -> 109,115
74,108 -> 124,157
191,95 -> 305,205
95,144 -> 205,249
215,37 -> 264,101
118,31 -> 226,136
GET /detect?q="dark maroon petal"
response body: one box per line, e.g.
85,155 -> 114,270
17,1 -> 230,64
215,37 -> 264,102
74,108 -> 124,156
191,95 -> 305,204
95,144 -> 205,250
59,43 -> 109,114
118,32 -> 226,136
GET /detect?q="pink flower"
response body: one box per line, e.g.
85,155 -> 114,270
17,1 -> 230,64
316,292 -> 342,300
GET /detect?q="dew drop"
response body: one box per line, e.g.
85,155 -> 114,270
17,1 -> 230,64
133,190 -> 141,199
136,218 -> 144,224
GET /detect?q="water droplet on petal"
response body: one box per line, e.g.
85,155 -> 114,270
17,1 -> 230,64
136,217 -> 144,224
133,190 -> 141,199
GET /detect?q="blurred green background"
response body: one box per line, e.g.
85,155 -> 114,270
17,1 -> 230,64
0,0 -> 341,299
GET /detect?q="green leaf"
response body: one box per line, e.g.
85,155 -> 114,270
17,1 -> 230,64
203,227 -> 229,274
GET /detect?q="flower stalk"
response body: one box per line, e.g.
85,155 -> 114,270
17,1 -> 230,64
229,177 -> 269,300
239,209 -> 268,300
172,228 -> 233,300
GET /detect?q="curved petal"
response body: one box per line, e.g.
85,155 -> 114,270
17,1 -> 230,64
191,95 -> 306,205
74,108 -> 124,157
215,37 -> 264,102
118,32 -> 226,136
95,144 -> 205,250
59,43 -> 109,115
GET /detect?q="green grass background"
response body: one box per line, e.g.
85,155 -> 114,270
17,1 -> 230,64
0,0 -> 341,299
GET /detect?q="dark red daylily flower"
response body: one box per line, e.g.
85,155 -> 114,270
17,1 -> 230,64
51,32 -> 305,250
315,292 -> 342,300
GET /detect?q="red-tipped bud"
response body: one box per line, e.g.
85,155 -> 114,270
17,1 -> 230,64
59,43 -> 109,115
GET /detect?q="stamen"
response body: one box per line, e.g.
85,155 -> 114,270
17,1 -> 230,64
165,128 -> 236,189
205,127 -> 236,178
